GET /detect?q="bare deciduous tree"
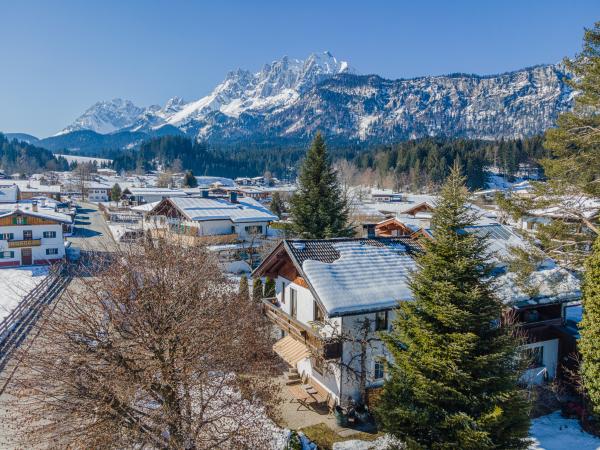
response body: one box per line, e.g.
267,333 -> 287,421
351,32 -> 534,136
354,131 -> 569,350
4,238 -> 282,449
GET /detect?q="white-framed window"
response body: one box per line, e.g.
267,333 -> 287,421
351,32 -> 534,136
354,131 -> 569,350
374,360 -> 385,380
280,281 -> 286,304
0,251 -> 15,259
46,248 -> 59,255
0,233 -> 14,240
43,231 -> 57,239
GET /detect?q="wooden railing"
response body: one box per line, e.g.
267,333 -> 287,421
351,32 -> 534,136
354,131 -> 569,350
261,299 -> 342,359
520,317 -> 563,329
8,239 -> 41,248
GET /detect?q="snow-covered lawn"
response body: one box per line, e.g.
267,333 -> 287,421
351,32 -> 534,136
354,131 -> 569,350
0,266 -> 49,322
327,412 -> 600,450
530,411 -> 600,450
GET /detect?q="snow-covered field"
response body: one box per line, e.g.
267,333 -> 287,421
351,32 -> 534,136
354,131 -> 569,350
55,154 -> 113,165
0,266 -> 49,322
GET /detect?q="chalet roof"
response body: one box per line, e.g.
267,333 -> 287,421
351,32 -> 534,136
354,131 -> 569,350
0,202 -> 72,224
255,237 -> 422,317
285,237 -> 421,266
158,196 -> 277,223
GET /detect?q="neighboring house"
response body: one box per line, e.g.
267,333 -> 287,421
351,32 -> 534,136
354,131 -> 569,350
85,182 -> 111,202
0,185 -> 19,203
127,187 -> 188,205
515,197 -> 600,236
254,226 -> 581,405
144,192 -> 277,240
0,202 -> 71,266
370,189 -> 404,203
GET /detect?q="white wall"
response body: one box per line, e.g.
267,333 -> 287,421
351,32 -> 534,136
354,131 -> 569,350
520,339 -> 559,385
0,223 -> 65,265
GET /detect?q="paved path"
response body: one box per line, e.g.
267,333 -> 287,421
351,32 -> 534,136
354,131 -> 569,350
67,202 -> 117,253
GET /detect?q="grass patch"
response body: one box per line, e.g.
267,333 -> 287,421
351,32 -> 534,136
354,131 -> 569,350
299,423 -> 382,450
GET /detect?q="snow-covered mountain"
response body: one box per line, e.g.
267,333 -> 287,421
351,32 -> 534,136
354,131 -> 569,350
53,52 -> 574,149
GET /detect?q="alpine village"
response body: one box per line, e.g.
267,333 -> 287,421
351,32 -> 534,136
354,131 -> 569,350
0,5 -> 600,450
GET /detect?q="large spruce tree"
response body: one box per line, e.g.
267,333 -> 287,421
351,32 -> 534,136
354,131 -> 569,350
377,165 -> 530,450
580,237 -> 600,415
289,133 -> 353,238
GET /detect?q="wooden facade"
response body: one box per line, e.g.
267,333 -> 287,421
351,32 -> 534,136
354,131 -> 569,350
375,218 -> 414,237
0,213 -> 61,227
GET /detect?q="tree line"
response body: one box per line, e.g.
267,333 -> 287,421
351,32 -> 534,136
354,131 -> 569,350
0,133 -> 69,175
107,133 -> 547,190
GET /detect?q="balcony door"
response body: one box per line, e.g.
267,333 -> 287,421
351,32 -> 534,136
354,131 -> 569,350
21,248 -> 32,265
23,230 -> 33,240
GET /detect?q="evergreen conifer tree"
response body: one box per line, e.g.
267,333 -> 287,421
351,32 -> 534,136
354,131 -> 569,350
252,278 -> 264,302
580,237 -> 600,415
110,183 -> 122,203
289,133 -> 353,238
182,170 -> 198,188
270,192 -> 285,219
377,165 -> 530,450
264,277 -> 276,299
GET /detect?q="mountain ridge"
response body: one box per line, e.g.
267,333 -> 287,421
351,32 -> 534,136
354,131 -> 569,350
11,53 -> 574,152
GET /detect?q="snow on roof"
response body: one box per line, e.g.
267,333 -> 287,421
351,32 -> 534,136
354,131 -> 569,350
495,265 -> 581,306
463,224 -> 527,263
131,201 -> 159,212
129,187 -> 187,197
302,241 -> 417,316
0,202 -> 72,224
168,196 -> 277,223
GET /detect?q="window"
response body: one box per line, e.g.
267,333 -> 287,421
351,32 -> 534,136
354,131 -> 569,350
375,310 -> 388,331
0,251 -> 14,259
46,248 -> 59,255
280,281 -> 286,304
43,231 -> 57,239
314,300 -> 324,322
244,225 -> 263,234
0,233 -> 14,240
14,216 -> 26,225
524,346 -> 544,369
23,230 -> 33,240
374,360 -> 385,380
290,288 -> 297,319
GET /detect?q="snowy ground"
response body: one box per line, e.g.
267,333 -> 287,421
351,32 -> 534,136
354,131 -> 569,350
0,266 -> 49,322
530,412 -> 600,450
326,412 -> 600,450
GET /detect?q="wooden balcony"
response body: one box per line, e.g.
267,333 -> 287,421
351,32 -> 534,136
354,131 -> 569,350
261,299 -> 342,360
8,239 -> 41,248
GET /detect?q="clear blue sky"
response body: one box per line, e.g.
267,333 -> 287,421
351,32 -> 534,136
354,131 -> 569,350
1,0 -> 599,137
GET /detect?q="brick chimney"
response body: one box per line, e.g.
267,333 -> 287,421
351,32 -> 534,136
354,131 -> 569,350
32,201 -> 38,212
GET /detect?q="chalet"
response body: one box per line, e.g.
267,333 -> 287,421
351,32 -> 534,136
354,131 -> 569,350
85,182 -> 111,202
372,217 -> 416,237
254,237 -> 420,405
144,193 -> 277,240
254,225 -> 581,405
0,202 -> 71,266
370,189 -> 404,203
